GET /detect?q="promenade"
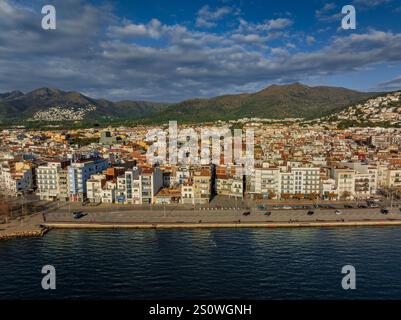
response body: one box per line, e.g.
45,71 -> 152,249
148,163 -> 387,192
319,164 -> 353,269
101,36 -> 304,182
0,213 -> 47,240
43,205 -> 401,229
2,202 -> 401,240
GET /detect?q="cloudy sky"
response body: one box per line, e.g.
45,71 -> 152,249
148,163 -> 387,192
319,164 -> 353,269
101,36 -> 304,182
1,0 -> 401,102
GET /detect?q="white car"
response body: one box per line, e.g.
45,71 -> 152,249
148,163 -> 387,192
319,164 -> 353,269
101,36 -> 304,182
282,205 -> 293,210
335,210 -> 342,215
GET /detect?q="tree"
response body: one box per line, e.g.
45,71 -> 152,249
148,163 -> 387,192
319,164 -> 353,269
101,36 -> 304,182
341,191 -> 352,200
268,190 -> 276,200
308,192 -> 319,201
293,193 -> 303,200
328,192 -> 337,200
281,193 -> 291,200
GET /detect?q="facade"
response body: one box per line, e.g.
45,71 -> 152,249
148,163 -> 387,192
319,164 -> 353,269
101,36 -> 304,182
332,168 -> 356,200
86,174 -> 107,203
68,158 -> 109,202
0,163 -> 33,195
249,166 -> 280,199
36,161 -> 70,201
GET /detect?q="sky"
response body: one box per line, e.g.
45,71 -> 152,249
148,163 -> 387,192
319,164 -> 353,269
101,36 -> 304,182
0,0 -> 401,102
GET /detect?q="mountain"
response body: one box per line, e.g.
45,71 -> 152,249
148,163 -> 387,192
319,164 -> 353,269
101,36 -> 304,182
325,91 -> 401,128
0,83 -> 381,125
0,90 -> 24,100
144,83 -> 379,123
0,88 -> 167,123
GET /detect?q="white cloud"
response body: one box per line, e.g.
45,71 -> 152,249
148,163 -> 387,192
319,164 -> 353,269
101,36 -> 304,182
0,0 -> 400,102
306,36 -> 315,45
108,19 -> 162,39
353,0 -> 392,7
377,76 -> 401,90
196,5 -> 232,28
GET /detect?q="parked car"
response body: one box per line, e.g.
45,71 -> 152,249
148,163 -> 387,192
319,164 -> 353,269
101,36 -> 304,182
73,211 -> 85,220
368,203 -> 379,208
307,211 -> 314,216
335,210 -> 342,215
358,204 -> 368,209
381,208 -> 390,215
242,211 -> 251,216
344,205 -> 353,209
282,205 -> 293,210
264,211 -> 272,216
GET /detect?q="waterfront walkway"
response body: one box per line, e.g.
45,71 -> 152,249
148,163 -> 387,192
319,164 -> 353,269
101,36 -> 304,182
43,206 -> 401,230
0,213 -> 46,240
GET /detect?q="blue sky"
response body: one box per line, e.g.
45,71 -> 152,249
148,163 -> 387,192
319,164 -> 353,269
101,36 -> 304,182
1,0 -> 401,101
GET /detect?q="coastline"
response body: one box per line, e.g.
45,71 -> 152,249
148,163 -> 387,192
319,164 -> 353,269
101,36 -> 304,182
42,219 -> 401,230
3,208 -> 401,241
0,213 -> 48,241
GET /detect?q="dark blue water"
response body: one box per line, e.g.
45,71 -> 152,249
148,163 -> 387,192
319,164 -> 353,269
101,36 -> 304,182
1,227 -> 401,299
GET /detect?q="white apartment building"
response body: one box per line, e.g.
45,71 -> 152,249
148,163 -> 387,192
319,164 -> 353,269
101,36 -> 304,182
215,176 -> 244,199
181,182 -> 194,204
249,166 -> 281,199
386,168 -> 401,188
68,158 -> 109,202
36,161 -> 67,201
332,168 -> 356,199
101,181 -> 116,204
114,167 -> 163,204
86,174 -> 107,203
281,167 -> 320,196
0,164 -> 33,195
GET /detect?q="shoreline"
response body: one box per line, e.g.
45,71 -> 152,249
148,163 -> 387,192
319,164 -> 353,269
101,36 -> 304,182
0,226 -> 49,240
42,219 -> 401,230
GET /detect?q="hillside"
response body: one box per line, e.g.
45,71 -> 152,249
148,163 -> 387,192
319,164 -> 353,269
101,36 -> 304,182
144,83 -> 378,123
0,84 -> 381,125
0,88 -> 167,123
325,91 -> 401,128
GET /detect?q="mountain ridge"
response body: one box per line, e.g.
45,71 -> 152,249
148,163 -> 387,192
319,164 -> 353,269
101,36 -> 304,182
0,83 -> 384,124
144,83 -> 380,123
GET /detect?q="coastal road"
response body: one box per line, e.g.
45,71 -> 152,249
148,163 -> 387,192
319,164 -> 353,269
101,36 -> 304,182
45,207 -> 401,224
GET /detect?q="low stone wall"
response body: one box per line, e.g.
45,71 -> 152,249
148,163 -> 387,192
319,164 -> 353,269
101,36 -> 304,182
0,226 -> 49,241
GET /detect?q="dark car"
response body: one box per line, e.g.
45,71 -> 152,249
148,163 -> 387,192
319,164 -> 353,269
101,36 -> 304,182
381,208 -> 390,215
242,211 -> 251,216
307,211 -> 314,216
344,205 -> 353,209
73,211 -> 85,219
264,211 -> 272,216
358,204 -> 368,209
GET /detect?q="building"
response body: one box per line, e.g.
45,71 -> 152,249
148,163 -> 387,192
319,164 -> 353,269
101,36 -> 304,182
86,174 -> 107,203
332,167 -> 356,200
114,166 -> 163,204
0,162 -> 33,195
68,157 -> 109,202
36,160 -> 70,201
248,165 -> 280,199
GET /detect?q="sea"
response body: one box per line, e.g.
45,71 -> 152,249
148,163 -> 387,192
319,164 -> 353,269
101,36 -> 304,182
1,227 -> 401,299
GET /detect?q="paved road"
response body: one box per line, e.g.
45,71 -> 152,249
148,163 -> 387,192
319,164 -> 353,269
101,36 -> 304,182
46,207 -> 401,224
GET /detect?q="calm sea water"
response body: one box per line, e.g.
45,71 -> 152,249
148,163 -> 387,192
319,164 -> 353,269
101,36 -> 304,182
1,227 -> 401,299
